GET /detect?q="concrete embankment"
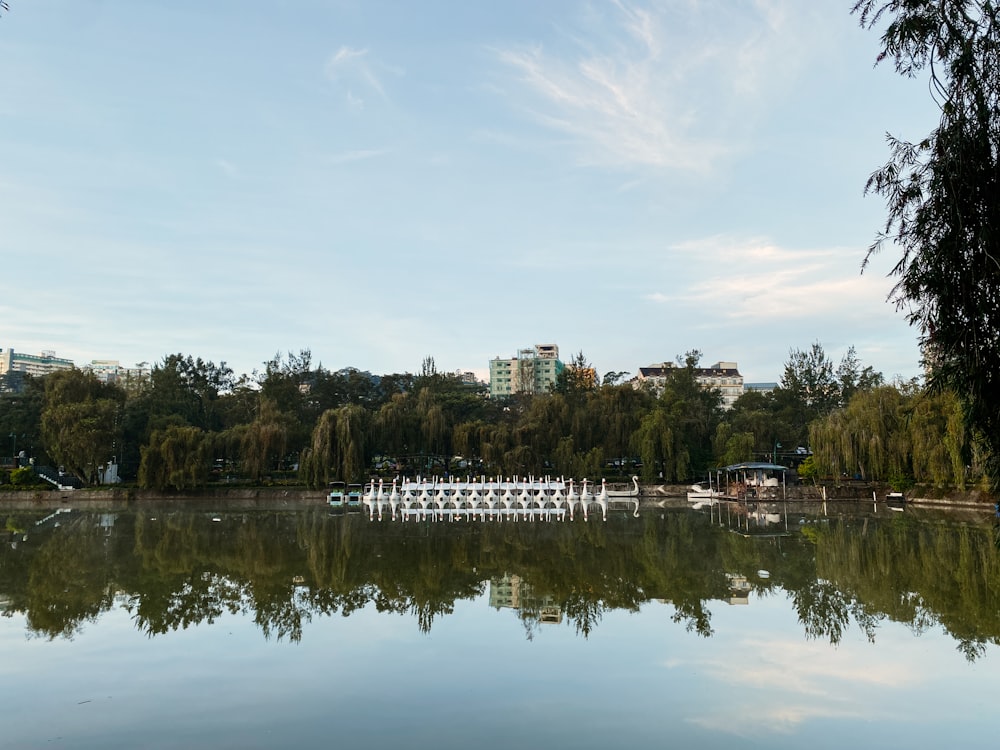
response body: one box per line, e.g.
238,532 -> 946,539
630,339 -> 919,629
648,482 -> 995,508
0,486 -> 328,511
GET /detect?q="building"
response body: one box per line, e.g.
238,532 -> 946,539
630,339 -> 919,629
0,348 -> 74,378
489,344 -> 564,398
744,382 -> 778,394
82,359 -> 151,388
636,360 -> 744,409
454,370 -> 480,386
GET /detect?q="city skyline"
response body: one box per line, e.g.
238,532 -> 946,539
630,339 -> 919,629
1,2 -> 931,384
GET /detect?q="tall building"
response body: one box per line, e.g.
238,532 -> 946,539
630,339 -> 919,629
0,348 -> 74,377
636,360 -> 745,409
489,344 -> 564,398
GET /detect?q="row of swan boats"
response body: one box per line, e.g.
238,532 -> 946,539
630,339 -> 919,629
328,476 -> 640,521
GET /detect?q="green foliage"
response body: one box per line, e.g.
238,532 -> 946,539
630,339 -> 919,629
10,466 -> 36,487
809,384 -> 975,487
5,516 -> 27,533
853,0 -> 1000,490
550,351 -> 597,400
797,455 -> 820,484
300,404 -> 370,486
0,340 -> 975,494
773,343 -> 886,449
40,369 -> 124,485
241,398 -> 292,483
887,470 -> 915,493
138,425 -> 213,491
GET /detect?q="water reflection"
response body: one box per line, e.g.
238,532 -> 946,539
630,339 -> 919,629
2,503 -> 999,658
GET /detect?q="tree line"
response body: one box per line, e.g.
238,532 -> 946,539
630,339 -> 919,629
0,344 -> 990,491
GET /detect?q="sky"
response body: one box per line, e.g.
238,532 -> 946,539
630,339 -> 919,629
1,1 -> 938,384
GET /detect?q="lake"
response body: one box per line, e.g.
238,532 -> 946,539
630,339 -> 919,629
2,500 -> 998,749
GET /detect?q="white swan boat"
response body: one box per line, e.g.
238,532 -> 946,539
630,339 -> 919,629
329,475 -> 640,520
686,482 -> 717,502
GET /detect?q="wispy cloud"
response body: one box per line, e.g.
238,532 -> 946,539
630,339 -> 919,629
675,633 -> 923,736
215,158 -> 238,177
495,1 -> 820,171
643,235 -> 893,325
324,45 -> 393,109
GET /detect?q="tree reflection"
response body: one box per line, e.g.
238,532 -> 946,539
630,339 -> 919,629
1,505 -> 998,658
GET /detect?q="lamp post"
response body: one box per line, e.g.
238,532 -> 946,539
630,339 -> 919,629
773,441 -> 781,465
9,432 -> 16,468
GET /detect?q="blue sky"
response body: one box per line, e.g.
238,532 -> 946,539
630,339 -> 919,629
1,1 -> 936,383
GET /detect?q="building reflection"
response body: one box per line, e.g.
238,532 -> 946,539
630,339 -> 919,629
725,573 -> 751,605
490,574 -> 563,624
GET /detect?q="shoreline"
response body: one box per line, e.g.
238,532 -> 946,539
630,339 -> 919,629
0,482 -> 994,512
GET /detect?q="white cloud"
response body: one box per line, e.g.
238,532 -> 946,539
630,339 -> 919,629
675,631 -> 926,736
324,45 -> 392,109
658,235 -> 894,324
494,1 -> 832,171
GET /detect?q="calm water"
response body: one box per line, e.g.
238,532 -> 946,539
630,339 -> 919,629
2,501 -> 998,749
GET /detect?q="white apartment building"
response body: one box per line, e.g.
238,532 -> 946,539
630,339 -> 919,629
636,360 -> 745,409
83,359 -> 152,387
0,348 -> 74,377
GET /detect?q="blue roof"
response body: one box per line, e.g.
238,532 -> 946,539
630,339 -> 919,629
721,462 -> 787,472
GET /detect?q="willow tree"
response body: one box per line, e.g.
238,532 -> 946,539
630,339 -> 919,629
374,392 -> 418,460
854,1 -> 1000,489
480,423 -> 513,476
299,409 -> 336,488
300,404 -> 369,486
415,388 -> 448,458
241,398 -> 290,483
810,386 -> 909,482
519,394 -> 569,466
596,385 -> 651,469
333,403 -> 369,481
138,425 -> 212,491
635,407 -> 677,483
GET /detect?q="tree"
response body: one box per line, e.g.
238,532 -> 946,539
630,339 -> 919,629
780,343 -> 837,412
241,398 -> 290,483
141,354 -> 234,432
551,351 -> 597,400
853,1 -> 1000,488
40,370 -> 124,484
138,425 -> 213,491
836,346 -> 885,406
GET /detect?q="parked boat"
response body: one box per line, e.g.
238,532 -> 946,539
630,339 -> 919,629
346,484 -> 364,507
687,482 -> 716,502
327,482 -> 365,507
604,475 -> 641,517
327,482 -> 347,507
332,475 -> 640,521
606,475 -> 640,499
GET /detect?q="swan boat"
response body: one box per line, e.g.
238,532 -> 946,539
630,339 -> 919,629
686,482 -> 718,502
329,475 -> 640,521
